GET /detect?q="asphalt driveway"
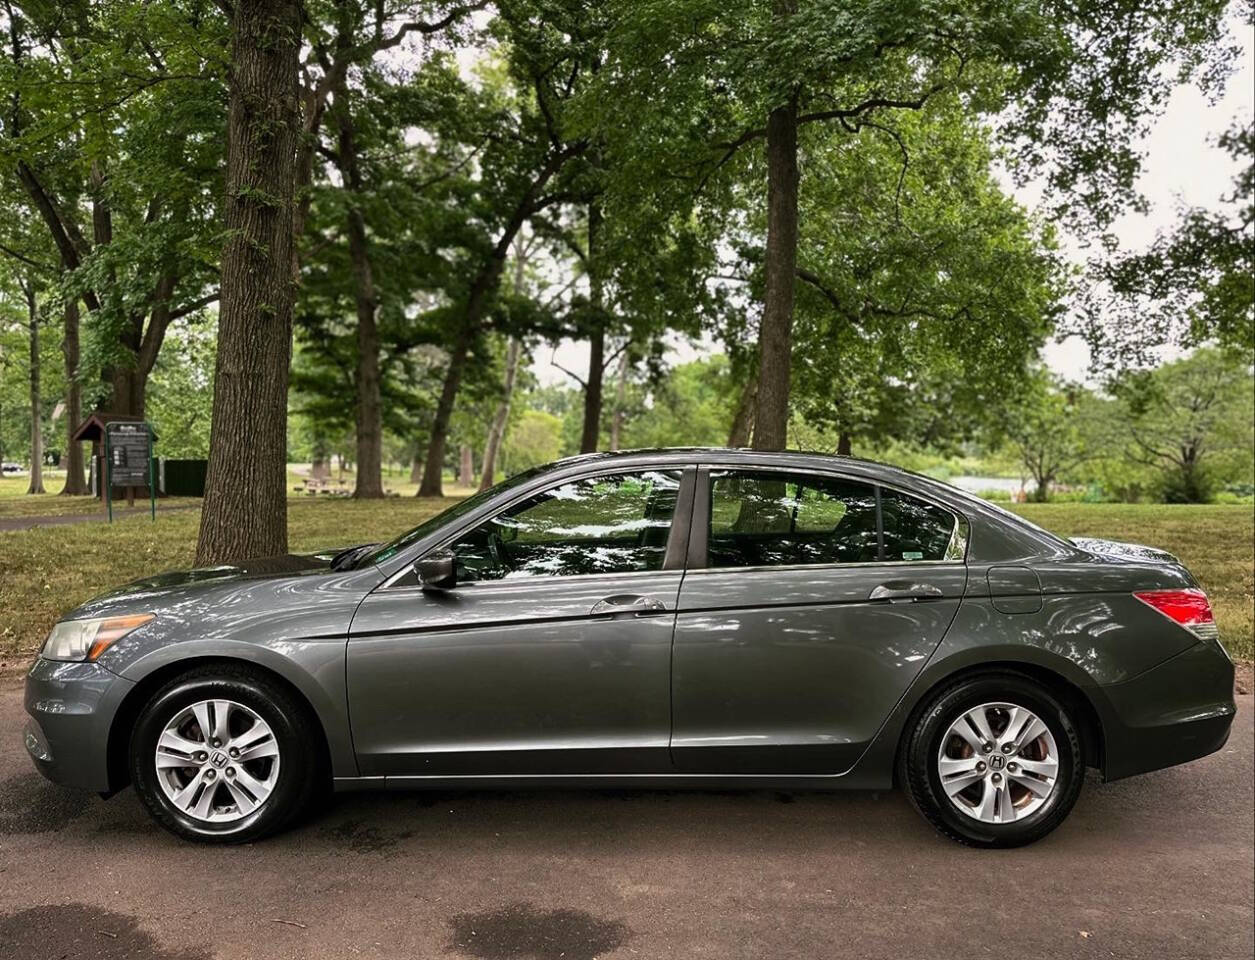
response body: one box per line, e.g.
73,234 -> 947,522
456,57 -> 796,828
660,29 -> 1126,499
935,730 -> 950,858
0,681 -> 1251,960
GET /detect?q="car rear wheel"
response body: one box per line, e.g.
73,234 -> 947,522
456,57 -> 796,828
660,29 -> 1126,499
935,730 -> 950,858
900,672 -> 1085,848
129,665 -> 319,843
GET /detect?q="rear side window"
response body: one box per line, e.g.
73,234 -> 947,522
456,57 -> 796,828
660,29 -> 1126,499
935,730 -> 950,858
708,471 -> 879,568
880,489 -> 960,562
706,470 -> 962,568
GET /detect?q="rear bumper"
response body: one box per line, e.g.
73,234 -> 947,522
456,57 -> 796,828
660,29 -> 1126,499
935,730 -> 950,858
1096,640 -> 1236,782
23,658 -> 133,793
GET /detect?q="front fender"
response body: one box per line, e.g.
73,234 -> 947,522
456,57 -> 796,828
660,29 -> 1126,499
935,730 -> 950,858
116,637 -> 356,779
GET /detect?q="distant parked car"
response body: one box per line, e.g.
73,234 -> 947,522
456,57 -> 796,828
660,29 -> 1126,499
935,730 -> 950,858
24,449 -> 1235,847
1,461 -> 24,475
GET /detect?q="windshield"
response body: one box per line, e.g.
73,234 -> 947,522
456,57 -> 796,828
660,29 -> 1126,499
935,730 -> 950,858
360,464 -> 551,567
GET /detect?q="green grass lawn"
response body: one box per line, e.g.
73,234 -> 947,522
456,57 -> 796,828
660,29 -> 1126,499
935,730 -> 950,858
1,499 -> 1250,666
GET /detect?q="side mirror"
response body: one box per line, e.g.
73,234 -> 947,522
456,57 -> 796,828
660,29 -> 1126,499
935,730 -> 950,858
417,550 -> 458,591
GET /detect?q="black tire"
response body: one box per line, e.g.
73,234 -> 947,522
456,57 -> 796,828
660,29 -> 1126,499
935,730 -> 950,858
899,671 -> 1085,848
129,664 -> 321,843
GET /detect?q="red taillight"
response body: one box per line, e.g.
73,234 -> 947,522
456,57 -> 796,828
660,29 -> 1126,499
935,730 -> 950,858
1134,589 -> 1219,641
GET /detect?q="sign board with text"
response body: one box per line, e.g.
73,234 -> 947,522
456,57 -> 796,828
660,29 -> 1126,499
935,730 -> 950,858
104,421 -> 155,522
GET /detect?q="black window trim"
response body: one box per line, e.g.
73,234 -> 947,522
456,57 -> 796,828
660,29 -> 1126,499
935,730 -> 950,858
688,463 -> 969,573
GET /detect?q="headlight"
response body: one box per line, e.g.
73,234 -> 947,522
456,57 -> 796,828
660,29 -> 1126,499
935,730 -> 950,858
41,614 -> 155,662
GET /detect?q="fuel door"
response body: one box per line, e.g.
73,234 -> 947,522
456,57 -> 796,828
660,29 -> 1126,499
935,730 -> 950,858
987,565 -> 1043,614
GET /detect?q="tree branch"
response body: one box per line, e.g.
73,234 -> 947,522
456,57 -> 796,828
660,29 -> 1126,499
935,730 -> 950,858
0,241 -> 55,274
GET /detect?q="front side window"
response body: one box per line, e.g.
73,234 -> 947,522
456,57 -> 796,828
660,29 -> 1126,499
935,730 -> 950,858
445,470 -> 682,581
708,471 -> 880,568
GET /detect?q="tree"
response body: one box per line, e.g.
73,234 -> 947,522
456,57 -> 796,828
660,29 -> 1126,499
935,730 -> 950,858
1006,372 -> 1113,502
300,0 -> 487,498
598,0 -> 1239,449
1083,118 -> 1254,369
196,0 -> 302,564
1,0 -> 227,419
19,271 -> 42,492
412,14 -> 592,496
480,233 -> 533,490
58,297 -> 86,494
501,407 -> 562,472
145,321 -> 216,458
784,106 -> 1063,454
1117,348 -> 1255,502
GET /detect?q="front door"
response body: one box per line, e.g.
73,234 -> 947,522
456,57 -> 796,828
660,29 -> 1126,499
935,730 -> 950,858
348,468 -> 692,777
670,467 -> 968,774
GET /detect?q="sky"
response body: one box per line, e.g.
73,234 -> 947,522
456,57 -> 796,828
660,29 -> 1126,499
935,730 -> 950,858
534,15 -> 1255,388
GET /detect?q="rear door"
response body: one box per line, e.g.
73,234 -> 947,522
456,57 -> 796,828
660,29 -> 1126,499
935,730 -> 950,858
348,467 -> 694,777
670,466 -> 968,774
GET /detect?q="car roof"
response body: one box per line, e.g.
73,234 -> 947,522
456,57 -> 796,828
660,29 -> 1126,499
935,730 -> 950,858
544,447 -> 942,489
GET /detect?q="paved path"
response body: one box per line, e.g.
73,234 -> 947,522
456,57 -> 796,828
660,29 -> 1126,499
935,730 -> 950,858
0,682 -> 1250,960
0,504 -> 197,532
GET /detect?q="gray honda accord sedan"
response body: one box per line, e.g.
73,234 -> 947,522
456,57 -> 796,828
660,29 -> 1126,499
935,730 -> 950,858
24,449 -> 1235,846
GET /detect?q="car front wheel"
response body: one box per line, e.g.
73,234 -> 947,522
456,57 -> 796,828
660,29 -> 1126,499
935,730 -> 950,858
900,672 -> 1085,848
129,665 -> 319,843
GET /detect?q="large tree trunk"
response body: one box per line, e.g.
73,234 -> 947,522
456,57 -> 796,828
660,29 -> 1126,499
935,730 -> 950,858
458,445 -> 474,487
418,321 -> 474,498
727,373 -> 758,447
578,202 -> 605,454
26,286 -> 45,495
579,322 -> 605,454
609,349 -> 629,451
479,336 -> 520,492
196,0 -> 301,565
334,91 -> 384,499
751,22 -> 799,452
837,432 -> 852,456
59,298 -> 87,495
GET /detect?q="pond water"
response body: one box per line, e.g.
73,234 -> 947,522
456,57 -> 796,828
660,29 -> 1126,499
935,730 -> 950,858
947,475 -> 1026,495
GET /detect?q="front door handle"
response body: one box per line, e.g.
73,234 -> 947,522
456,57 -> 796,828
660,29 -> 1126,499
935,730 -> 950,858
591,594 -> 668,617
869,581 -> 945,603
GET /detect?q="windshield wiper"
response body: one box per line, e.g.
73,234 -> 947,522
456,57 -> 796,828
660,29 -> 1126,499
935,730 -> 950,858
330,543 -> 378,571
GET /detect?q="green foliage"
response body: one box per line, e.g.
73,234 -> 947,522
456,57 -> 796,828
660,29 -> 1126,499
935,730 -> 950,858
1002,370 -> 1117,502
1115,347 -> 1255,502
1083,118 -> 1255,368
786,106 -> 1065,450
618,357 -> 740,449
1,0 -> 228,405
501,409 -> 563,473
145,322 -> 216,458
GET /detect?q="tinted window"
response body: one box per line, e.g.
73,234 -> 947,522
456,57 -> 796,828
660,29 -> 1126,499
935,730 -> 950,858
362,463 -> 550,567
446,470 -> 682,581
881,489 -> 959,561
708,471 -> 879,568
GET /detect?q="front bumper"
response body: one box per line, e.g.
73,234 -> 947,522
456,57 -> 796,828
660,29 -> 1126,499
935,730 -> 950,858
23,658 -> 134,793
1096,640 -> 1237,782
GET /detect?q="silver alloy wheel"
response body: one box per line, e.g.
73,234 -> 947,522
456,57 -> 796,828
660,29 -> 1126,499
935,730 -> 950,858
154,698 -> 281,824
937,701 -> 1059,825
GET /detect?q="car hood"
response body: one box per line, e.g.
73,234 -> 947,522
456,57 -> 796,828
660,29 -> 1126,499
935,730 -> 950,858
69,549 -> 356,618
1070,537 -> 1179,565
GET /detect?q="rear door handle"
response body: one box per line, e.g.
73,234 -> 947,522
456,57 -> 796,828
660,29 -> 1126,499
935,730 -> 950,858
869,581 -> 945,603
591,594 -> 668,617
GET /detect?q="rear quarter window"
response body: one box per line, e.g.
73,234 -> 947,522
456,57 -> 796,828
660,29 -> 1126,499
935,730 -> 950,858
880,489 -> 959,562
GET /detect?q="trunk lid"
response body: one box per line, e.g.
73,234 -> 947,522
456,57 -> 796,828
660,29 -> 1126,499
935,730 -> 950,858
1069,536 -> 1180,565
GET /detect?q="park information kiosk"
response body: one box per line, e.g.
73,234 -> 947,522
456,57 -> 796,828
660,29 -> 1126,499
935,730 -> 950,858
104,420 -> 156,522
